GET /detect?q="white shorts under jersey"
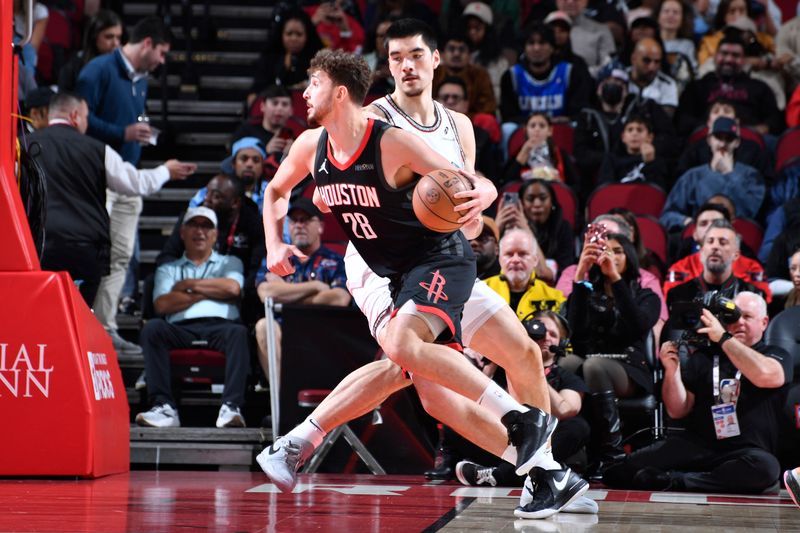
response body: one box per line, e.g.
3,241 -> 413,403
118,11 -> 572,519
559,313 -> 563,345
343,95 -> 505,344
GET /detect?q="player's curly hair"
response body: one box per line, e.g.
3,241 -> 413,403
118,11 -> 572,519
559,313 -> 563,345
309,49 -> 371,105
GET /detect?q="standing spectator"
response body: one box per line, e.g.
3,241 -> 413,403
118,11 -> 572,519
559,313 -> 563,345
35,93 -> 194,307
307,0 -> 365,53
677,32 -> 783,136
433,33 -> 496,118
566,232 -> 660,474
626,38 -> 680,117
13,0 -> 49,82
253,199 -> 350,383
501,112 -> 580,192
57,10 -> 122,92
605,292 -> 790,494
660,117 -> 765,232
666,219 -> 765,307
248,7 -> 324,106
495,179 -> 576,281
483,227 -> 567,319
75,17 -> 172,354
135,207 -> 250,429
556,0 -> 616,77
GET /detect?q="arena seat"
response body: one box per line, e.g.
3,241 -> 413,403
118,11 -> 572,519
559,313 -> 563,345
636,215 -> 668,266
586,182 -> 666,222
507,122 -> 575,160
732,218 -> 764,255
687,125 -> 765,149
775,127 -> 800,174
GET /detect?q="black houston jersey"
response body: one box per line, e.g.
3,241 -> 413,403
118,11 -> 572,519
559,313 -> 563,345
313,119 -> 472,278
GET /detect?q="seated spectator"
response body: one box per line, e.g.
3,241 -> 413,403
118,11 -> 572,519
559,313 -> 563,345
764,198 -> 800,299
608,207 -> 666,278
604,292 -> 790,493
190,138 -> 267,212
248,8 -> 324,106
660,117 -> 765,232
574,68 -> 677,191
626,38 -> 679,117
364,16 -> 395,96
666,202 -> 768,297
454,309 -> 591,487
565,232 -> 660,474
459,2 -> 511,105
434,77 -> 497,180
598,114 -> 668,188
656,0 -> 698,84
499,22 -> 593,127
57,9 -> 122,92
470,216 -> 501,279
254,199 -> 350,382
495,179 -> 576,281
545,11 -> 593,92
667,219 -> 766,308
556,0 -> 616,77
158,174 -> 265,320
677,32 -> 782,137
785,248 -> 800,309
232,86 -> 295,169
432,33 -> 497,118
776,16 -> 800,91
697,2 -> 777,70
307,0 -> 365,53
676,98 -> 773,182
501,112 -> 579,192
136,207 -> 250,429
484,227 -> 566,319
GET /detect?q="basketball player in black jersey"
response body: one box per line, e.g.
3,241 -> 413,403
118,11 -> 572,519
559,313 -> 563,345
260,49 -> 574,505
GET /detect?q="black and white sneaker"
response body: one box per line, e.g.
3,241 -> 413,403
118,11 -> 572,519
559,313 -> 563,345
514,467 -> 590,520
501,407 -> 558,476
455,461 -> 498,487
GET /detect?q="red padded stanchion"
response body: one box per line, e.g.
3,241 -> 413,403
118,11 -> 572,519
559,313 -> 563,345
0,271 -> 129,477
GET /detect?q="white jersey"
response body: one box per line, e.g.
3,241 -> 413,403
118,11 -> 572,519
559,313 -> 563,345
346,94 -> 505,344
371,95 -> 467,169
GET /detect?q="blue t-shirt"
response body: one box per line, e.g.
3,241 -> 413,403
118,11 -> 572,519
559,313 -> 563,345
255,246 -> 346,288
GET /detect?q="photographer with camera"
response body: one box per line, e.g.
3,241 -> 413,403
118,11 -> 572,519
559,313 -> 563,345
566,231 -> 661,476
603,291 -> 791,493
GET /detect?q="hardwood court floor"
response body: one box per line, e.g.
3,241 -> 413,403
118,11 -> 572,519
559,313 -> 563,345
0,472 -> 797,532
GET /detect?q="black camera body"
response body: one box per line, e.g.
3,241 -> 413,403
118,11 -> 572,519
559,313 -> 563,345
671,291 -> 741,348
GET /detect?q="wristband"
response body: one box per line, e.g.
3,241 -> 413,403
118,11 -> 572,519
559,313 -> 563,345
718,332 -> 733,347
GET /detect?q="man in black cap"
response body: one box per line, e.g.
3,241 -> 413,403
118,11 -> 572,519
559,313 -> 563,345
661,116 -> 765,232
253,197 -> 350,381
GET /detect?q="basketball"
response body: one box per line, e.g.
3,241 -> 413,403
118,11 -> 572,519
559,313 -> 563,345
412,169 -> 473,233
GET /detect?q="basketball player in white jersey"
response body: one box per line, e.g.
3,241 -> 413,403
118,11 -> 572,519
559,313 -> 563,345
258,22 -> 591,518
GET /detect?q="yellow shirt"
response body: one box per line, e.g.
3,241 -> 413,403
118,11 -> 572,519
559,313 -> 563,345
484,273 -> 566,320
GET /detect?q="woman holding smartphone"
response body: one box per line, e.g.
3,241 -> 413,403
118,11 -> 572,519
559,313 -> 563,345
494,179 -> 575,282
566,231 -> 659,477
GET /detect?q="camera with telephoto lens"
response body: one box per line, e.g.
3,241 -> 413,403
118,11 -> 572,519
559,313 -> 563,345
523,318 -> 567,359
671,291 -> 741,348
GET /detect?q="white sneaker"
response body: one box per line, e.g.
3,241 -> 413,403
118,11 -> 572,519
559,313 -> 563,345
216,403 -> 245,428
136,404 -> 180,428
257,436 -> 315,492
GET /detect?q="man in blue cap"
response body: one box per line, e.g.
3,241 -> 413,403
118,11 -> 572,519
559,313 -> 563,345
190,137 -> 268,211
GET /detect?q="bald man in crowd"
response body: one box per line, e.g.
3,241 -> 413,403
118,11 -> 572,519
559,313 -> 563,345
626,38 -> 679,117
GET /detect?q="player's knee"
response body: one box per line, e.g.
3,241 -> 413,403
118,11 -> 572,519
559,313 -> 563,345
382,327 -> 419,367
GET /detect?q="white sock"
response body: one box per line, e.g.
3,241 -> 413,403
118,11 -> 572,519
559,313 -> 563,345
477,381 -> 529,419
286,417 -> 326,449
501,445 -> 518,465
538,441 -> 561,471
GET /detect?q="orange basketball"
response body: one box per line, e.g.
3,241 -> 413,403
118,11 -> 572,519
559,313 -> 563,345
412,169 -> 473,233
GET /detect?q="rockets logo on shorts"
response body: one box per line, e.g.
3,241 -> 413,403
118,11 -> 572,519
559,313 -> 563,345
419,270 -> 449,303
